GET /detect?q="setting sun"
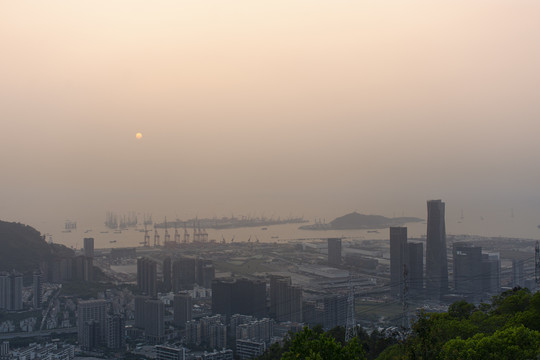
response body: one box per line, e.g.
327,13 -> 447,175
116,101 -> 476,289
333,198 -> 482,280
135,132 -> 143,139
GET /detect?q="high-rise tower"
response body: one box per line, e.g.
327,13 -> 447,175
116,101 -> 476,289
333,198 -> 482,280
390,227 -> 408,298
212,278 -> 267,319
162,257 -> 171,293
425,200 -> 448,299
172,258 -> 197,292
144,299 -> 165,344
78,300 -> 107,346
512,259 -> 525,288
106,314 -> 126,349
323,295 -> 347,329
453,242 -> 483,299
173,292 -> 192,328
137,257 -> 157,298
0,271 -> 23,311
407,242 -> 424,296
269,275 -> 303,322
83,237 -> 94,258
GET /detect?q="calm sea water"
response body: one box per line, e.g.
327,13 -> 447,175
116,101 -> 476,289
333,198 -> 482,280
48,212 -> 540,250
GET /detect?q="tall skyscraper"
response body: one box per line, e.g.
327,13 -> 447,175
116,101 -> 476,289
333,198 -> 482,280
323,295 -> 347,329
453,243 -> 483,298
33,270 -> 42,309
211,278 -> 267,319
81,320 -> 100,351
200,316 -> 227,350
172,258 -> 197,292
84,237 -> 94,258
302,301 -> 323,327
163,257 -> 172,293
78,300 -> 107,345
134,295 -> 149,330
512,259 -> 525,288
0,271 -> 23,311
144,299 -> 165,344
327,238 -> 342,266
390,227 -> 408,298
11,271 -> 23,311
84,257 -> 94,282
106,314 -> 126,349
0,272 -> 8,310
482,253 -> 501,294
137,257 -> 157,297
173,292 -> 192,328
196,259 -> 215,288
425,199 -> 448,299
269,275 -> 303,322
73,255 -> 93,282
185,320 -> 202,345
407,242 -> 424,296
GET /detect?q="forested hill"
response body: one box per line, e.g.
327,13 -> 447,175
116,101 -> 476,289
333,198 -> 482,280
330,212 -> 422,229
0,220 -> 73,274
257,287 -> 540,360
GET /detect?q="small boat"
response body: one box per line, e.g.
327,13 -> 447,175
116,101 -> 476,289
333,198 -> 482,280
110,240 -> 117,243
261,227 -> 268,230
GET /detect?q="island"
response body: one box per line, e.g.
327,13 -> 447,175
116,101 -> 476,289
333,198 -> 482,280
299,211 -> 423,230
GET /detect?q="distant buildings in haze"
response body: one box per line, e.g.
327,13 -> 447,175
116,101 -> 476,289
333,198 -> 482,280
212,278 -> 267,319
0,271 -> 23,311
389,199 -> 506,302
327,238 -> 342,266
269,275 -> 303,323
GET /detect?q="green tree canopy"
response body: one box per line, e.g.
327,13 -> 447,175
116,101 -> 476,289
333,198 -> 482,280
441,325 -> 540,360
281,327 -> 366,360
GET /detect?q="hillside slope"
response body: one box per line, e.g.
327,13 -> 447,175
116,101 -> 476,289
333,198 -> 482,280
0,220 -> 74,274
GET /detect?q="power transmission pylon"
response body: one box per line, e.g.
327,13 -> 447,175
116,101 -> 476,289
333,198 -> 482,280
154,225 -> 160,247
345,277 -> 357,342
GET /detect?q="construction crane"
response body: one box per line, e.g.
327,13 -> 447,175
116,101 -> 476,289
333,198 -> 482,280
154,225 -> 160,247
183,223 -> 190,243
143,224 -> 150,247
163,217 -> 171,243
174,223 -> 181,243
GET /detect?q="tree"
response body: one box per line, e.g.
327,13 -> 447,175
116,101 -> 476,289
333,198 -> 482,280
441,325 -> 540,360
281,327 -> 366,360
448,300 -> 475,320
375,343 -> 407,360
490,288 -> 531,315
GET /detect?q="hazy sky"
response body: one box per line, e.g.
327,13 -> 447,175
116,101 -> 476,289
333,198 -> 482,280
2,1 -> 540,235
